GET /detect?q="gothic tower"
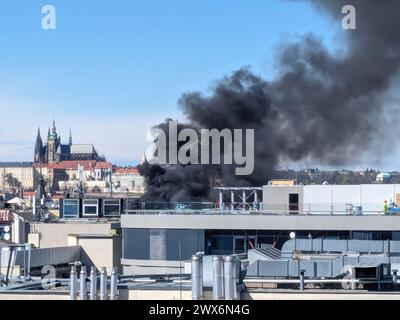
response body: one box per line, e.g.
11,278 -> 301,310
46,120 -> 60,163
34,127 -> 43,163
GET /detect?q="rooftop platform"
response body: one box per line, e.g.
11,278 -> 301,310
122,211 -> 400,231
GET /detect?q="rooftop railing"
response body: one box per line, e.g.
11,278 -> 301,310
124,202 -> 395,216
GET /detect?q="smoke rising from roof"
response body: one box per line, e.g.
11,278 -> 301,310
139,0 -> 400,202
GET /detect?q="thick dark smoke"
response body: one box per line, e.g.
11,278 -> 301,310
139,0 -> 400,202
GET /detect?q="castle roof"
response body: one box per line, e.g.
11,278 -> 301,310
70,144 -> 96,154
47,160 -> 112,170
113,167 -> 139,174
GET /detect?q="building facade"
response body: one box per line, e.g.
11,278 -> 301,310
112,167 -> 145,194
36,160 -> 112,191
0,162 -> 37,190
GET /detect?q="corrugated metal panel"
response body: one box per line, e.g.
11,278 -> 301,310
246,260 -> 259,277
14,246 -> 81,268
348,240 -> 383,253
299,261 -> 315,277
259,260 -> 288,277
288,260 -> 299,277
315,261 -> 333,277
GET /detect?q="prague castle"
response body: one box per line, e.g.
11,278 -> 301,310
34,120 -> 104,164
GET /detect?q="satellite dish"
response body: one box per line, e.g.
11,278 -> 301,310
290,232 -> 296,239
4,233 -> 11,241
4,226 -> 10,232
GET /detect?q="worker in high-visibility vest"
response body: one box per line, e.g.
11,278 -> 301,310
384,200 -> 389,215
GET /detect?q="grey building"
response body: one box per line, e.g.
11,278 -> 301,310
120,184 -> 400,275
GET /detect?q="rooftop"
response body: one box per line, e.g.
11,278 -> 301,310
46,161 -> 112,170
113,167 -> 139,174
0,162 -> 33,168
70,144 -> 95,154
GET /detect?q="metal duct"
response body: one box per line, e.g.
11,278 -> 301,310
80,266 -> 87,300
99,267 -> 107,301
110,267 -> 118,300
191,255 -> 202,300
69,266 -> 77,300
212,256 -> 224,300
89,267 -> 97,300
224,256 -> 235,300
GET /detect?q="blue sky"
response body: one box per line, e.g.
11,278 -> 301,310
0,0 -> 339,165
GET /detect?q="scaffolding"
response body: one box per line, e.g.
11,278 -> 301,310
215,187 -> 262,211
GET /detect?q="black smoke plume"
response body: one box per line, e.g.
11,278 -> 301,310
139,0 -> 400,202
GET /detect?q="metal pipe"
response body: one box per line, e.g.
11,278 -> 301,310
393,269 -> 398,286
299,269 -> 305,291
191,255 -> 202,300
90,267 -> 97,300
110,267 -> 118,300
99,267 -> 107,300
233,257 -> 241,299
70,266 -> 77,300
212,256 -> 224,300
80,266 -> 87,300
224,256 -> 235,300
27,245 -> 31,278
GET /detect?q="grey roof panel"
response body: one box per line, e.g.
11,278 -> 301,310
70,144 -> 95,154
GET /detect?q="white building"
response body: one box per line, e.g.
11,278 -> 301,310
376,172 -> 391,183
262,184 -> 400,214
111,167 -> 145,194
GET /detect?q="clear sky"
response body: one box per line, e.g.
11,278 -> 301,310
0,0 -> 340,166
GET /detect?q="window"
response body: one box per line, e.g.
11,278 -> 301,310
63,199 -> 79,218
103,199 -> 121,216
82,199 -> 99,216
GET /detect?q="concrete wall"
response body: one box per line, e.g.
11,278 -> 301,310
262,186 -> 303,212
121,214 -> 400,231
122,259 -> 182,275
120,288 -> 212,300
68,235 -> 122,273
28,222 -> 120,248
263,184 -> 400,213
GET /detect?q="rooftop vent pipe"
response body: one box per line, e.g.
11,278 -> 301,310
191,254 -> 203,300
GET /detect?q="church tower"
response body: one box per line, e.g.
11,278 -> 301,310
34,127 -> 44,163
46,120 -> 60,163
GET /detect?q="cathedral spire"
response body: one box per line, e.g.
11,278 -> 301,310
69,129 -> 73,145
34,126 -> 43,163
51,119 -> 57,138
